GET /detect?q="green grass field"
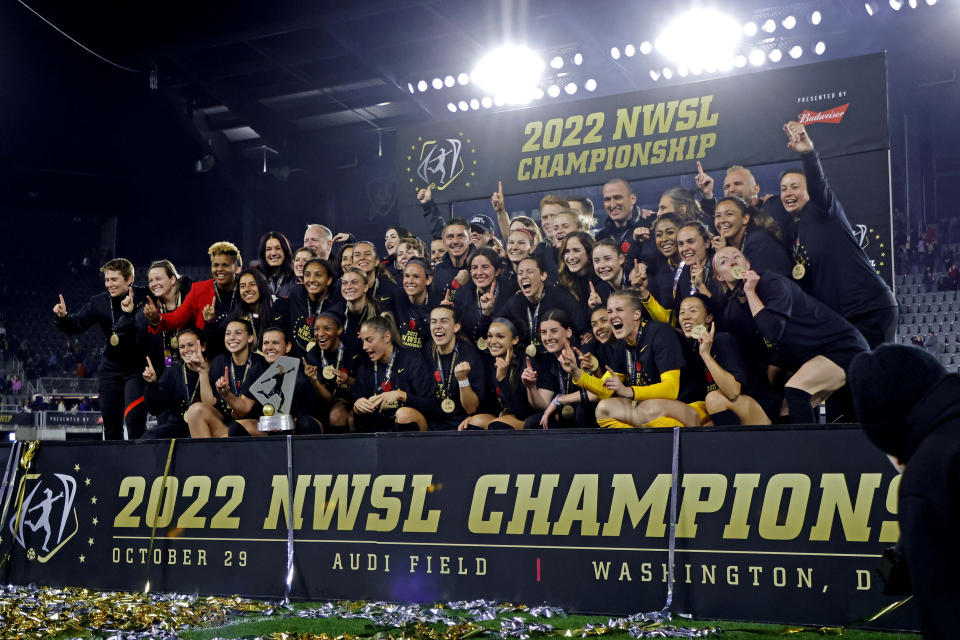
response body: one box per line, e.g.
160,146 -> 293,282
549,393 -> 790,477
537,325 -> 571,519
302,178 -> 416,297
178,604 -> 920,640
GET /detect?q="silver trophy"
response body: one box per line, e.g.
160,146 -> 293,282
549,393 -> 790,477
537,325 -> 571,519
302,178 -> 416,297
249,355 -> 299,432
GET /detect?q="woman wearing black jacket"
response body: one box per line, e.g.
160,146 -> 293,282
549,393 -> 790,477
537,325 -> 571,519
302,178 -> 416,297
256,231 -> 298,300
137,259 -> 194,378
141,326 -> 206,438
453,248 -> 516,348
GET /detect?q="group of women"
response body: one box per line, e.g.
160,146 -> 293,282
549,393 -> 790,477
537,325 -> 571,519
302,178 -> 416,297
57,121 -> 895,439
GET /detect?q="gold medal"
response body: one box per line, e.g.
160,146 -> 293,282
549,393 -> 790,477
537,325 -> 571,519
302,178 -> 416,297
322,365 -> 336,380
525,343 -> 538,357
792,263 -> 806,280
441,397 -> 456,413
306,340 -> 316,352
109,332 -> 119,346
691,324 -> 707,340
561,405 -> 575,420
170,335 -> 179,349
730,265 -> 745,280
477,337 -> 488,351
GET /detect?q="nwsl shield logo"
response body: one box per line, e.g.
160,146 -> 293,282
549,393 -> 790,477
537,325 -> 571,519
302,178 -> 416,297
417,139 -> 464,190
9,473 -> 78,561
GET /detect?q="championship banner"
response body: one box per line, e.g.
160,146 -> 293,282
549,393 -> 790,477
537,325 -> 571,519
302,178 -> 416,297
396,54 -> 888,200
0,427 -> 918,631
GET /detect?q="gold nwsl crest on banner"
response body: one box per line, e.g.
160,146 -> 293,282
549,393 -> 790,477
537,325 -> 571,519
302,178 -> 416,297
407,134 -> 477,191
9,473 -> 79,562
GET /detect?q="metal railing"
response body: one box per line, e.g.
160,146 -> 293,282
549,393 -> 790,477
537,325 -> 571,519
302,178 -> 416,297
37,378 -> 99,396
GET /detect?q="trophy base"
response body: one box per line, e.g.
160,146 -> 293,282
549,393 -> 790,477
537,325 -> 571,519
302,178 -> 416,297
258,415 -> 295,433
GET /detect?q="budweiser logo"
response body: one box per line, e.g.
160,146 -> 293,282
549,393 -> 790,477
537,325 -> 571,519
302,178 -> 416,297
797,103 -> 850,125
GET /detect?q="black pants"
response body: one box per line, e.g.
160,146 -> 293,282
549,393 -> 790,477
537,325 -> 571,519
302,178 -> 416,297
99,372 -> 146,440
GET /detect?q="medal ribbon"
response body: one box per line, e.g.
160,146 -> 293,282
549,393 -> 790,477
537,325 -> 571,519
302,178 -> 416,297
373,348 -> 398,391
320,342 -> 343,372
435,346 -> 459,400
230,357 -> 249,395
182,365 -> 200,405
526,302 -> 542,346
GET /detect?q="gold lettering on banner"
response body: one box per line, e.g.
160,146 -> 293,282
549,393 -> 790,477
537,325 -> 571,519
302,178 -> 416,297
723,474 -> 760,539
401,475 -> 441,533
312,475 -> 370,530
879,473 -> 901,542
601,473 -> 669,537
677,474 -> 727,538
367,475 -> 405,532
468,474 -> 509,534
758,474 -> 810,540
506,474 -> 559,535
809,473 -> 881,542
551,474 -> 600,536
263,475 -> 310,530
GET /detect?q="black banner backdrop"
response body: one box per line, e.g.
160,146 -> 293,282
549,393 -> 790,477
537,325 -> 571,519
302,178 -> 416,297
0,427 -> 919,631
396,53 -> 894,284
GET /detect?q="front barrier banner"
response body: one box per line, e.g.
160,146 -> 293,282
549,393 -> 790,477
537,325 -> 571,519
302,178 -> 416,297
0,427 -> 918,630
396,54 -> 888,201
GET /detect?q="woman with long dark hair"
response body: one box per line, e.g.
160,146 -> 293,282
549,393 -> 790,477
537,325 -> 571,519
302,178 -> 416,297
713,196 -> 792,277
557,231 -> 600,306
256,231 -> 297,300
226,268 -> 288,350
453,248 -> 515,347
287,258 -> 341,356
459,318 -> 532,430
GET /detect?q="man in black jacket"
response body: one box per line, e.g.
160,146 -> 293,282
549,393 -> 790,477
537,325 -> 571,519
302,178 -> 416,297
848,344 -> 960,639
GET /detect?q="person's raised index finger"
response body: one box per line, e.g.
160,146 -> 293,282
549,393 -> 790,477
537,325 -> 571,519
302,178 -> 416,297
589,280 -> 597,292
697,160 -> 704,174
146,356 -> 154,369
605,365 -> 616,374
573,346 -> 584,356
498,180 -> 503,197
525,356 -> 533,369
59,294 -> 65,306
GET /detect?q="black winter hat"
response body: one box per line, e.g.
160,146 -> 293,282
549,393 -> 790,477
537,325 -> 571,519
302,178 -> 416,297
848,344 -> 946,460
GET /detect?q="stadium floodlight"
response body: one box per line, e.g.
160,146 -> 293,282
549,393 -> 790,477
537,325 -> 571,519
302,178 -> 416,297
811,10 -> 822,25
407,82 -> 415,94
748,49 -> 766,66
458,101 -> 469,111
547,84 -> 561,97
743,21 -> 758,36
573,52 -> 583,65
532,87 -> 544,99
677,66 -> 689,77
585,78 -> 597,91
889,0 -> 903,9
447,103 -> 457,113
734,55 -> 747,68
432,78 -> 443,90
649,69 -> 660,81
769,49 -> 783,63
471,45 -> 545,105
865,2 -> 879,15
662,67 -> 673,80
908,0 -> 917,7
762,19 -> 776,33
493,95 -> 505,106
457,72 -> 470,85
469,99 -> 480,110
782,15 -> 797,29
444,75 -> 455,87
718,58 -> 733,71
789,45 -> 804,58
624,44 -> 636,57
640,41 -> 653,54
550,56 -> 564,69
656,9 -> 741,71
610,46 -> 621,59
481,96 -> 493,108
417,80 -> 428,92
814,41 -> 826,55
926,0 -> 937,5
565,82 -> 578,95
